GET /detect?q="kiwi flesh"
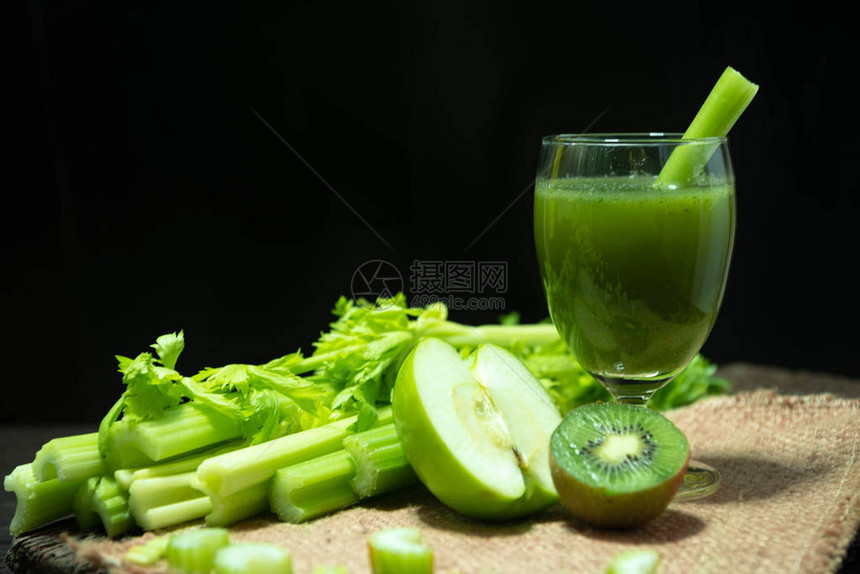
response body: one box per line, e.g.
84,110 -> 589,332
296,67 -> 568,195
549,402 -> 689,528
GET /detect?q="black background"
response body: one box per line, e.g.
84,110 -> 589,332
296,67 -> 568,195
4,1 -> 859,424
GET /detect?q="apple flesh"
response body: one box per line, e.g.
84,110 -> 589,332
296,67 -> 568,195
392,338 -> 561,520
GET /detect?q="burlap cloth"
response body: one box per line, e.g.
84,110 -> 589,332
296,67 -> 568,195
73,364 -> 860,574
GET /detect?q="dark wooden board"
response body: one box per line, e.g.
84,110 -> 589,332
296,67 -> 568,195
4,521 -> 103,574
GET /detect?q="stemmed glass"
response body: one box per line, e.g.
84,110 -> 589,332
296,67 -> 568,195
534,133 -> 736,500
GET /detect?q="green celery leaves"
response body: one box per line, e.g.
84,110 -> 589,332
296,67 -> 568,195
104,294 -> 731,460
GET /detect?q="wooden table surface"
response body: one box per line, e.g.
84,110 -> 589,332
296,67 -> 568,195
2,363 -> 858,573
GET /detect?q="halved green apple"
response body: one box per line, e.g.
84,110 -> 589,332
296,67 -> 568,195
392,338 -> 561,520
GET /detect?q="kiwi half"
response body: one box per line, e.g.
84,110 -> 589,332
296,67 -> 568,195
549,402 -> 690,529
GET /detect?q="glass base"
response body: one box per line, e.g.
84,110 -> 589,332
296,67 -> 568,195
593,373 -> 679,404
673,461 -> 721,501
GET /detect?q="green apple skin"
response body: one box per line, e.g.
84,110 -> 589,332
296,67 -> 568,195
392,338 -> 561,521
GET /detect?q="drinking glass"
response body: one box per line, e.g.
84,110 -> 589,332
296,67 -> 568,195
534,133 -> 736,500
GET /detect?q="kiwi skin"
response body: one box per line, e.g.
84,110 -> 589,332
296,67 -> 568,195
549,402 -> 691,529
550,448 -> 689,529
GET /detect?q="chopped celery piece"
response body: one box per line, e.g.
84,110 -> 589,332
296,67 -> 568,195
166,527 -> 230,573
72,476 -> 102,531
129,472 -> 212,530
200,481 -> 269,527
213,543 -> 293,574
606,549 -> 661,574
32,432 -> 104,483
125,534 -> 170,566
656,66 -> 759,187
368,528 -> 433,574
93,475 -> 135,537
3,463 -> 83,535
269,450 -> 359,523
197,407 -> 392,498
343,423 -> 417,498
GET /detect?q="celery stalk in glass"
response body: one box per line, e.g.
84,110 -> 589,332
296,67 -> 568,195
656,66 -> 758,187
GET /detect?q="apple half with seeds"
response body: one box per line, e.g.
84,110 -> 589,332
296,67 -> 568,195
392,337 -> 561,520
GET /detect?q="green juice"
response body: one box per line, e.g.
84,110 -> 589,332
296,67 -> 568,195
534,176 -> 735,386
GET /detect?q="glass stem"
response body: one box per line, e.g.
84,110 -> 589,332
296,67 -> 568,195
596,374 -> 676,406
614,394 -> 650,405
602,381 -> 658,406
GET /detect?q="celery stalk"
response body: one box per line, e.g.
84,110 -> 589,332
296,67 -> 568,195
677,66 -> 759,139
344,423 -> 417,498
119,445 -> 243,530
142,497 -> 214,531
129,471 -> 205,510
269,423 -> 416,524
213,543 -> 293,574
69,474 -> 134,537
368,528 -> 433,574
102,403 -> 242,472
3,463 -> 83,535
115,440 -> 241,490
92,475 -> 135,537
32,432 -> 105,483
196,407 -> 392,498
72,476 -> 102,531
656,66 -> 759,187
101,422 -> 154,471
269,450 -> 359,523
424,322 -> 560,350
129,472 -> 212,530
130,403 -> 242,462
201,481 -> 270,527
